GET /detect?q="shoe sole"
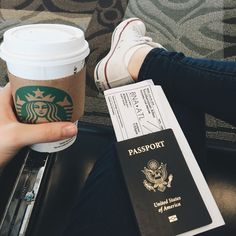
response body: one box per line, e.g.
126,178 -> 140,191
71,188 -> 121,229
94,18 -> 142,92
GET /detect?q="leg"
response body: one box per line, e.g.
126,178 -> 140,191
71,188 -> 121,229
64,145 -> 140,236
66,18 -> 236,235
94,18 -> 236,127
135,48 -> 236,126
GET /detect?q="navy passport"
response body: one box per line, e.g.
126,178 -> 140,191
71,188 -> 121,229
116,129 -> 212,236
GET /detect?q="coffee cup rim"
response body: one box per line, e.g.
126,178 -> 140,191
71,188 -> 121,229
0,24 -> 90,67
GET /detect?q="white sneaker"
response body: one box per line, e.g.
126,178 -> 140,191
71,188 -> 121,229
94,18 -> 163,92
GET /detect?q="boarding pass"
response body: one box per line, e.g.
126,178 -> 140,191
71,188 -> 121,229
104,80 -> 170,142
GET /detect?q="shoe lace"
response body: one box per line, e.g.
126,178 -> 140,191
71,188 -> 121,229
120,36 -> 152,43
137,36 -> 153,43
136,36 -> 163,49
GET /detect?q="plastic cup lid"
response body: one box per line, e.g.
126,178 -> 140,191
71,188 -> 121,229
0,24 -> 90,66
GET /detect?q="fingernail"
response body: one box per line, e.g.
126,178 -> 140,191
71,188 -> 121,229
62,124 -> 77,137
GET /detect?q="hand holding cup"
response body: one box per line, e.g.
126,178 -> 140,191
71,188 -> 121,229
0,83 -> 78,168
0,24 -> 89,153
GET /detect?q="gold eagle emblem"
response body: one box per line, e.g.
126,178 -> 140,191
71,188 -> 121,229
141,159 -> 173,192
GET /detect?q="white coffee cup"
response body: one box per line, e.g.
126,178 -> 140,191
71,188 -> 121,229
0,24 -> 90,153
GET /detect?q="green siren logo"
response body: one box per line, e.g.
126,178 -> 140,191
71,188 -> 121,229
15,86 -> 73,123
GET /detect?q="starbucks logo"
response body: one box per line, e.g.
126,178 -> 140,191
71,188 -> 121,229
15,86 -> 73,124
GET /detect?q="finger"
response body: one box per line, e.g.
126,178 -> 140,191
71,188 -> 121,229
16,122 -> 78,147
0,83 -> 13,107
0,83 -> 17,121
0,83 -> 12,102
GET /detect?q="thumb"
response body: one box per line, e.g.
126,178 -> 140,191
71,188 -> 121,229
17,122 -> 78,147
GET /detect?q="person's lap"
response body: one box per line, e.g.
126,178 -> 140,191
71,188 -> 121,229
64,101 -> 206,236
